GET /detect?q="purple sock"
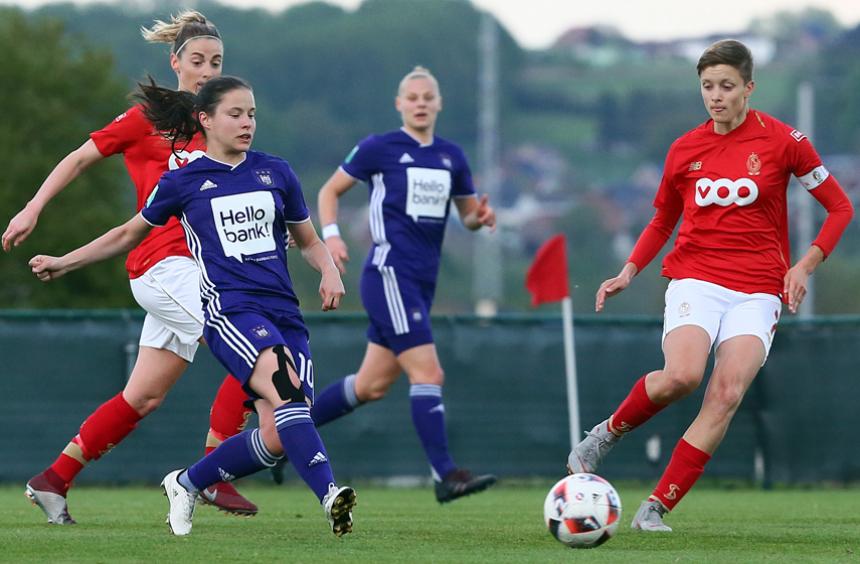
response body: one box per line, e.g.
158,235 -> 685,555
186,429 -> 280,490
311,374 -> 361,427
275,403 -> 336,501
410,384 -> 456,480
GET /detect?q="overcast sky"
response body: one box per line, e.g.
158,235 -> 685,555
4,0 -> 860,49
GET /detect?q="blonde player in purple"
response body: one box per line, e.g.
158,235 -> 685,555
29,76 -> 357,537
312,66 -> 498,502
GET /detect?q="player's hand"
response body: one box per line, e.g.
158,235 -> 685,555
319,267 -> 345,311
324,235 -> 349,275
29,255 -> 68,282
595,263 -> 638,312
783,264 -> 810,314
2,206 -> 39,252
474,194 -> 496,231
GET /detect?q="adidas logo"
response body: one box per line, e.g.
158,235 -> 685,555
308,451 -> 328,467
200,179 -> 218,191
218,468 -> 236,482
399,152 -> 414,164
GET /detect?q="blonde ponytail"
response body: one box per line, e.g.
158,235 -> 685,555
141,10 -> 221,55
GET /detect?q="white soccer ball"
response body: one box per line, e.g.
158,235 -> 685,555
543,473 -> 622,548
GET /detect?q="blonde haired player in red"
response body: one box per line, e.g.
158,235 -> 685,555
2,11 -> 258,522
566,39 -> 854,532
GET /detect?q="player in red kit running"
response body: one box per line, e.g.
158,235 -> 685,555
566,39 -> 854,531
1,11 -> 257,522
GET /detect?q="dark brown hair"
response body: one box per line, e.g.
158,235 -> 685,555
696,39 -> 753,83
135,75 -> 251,153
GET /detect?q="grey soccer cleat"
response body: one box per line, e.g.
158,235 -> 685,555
25,472 -> 76,525
161,469 -> 198,536
631,499 -> 672,532
566,419 -> 621,474
322,484 -> 357,537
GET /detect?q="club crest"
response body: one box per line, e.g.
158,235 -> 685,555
254,169 -> 274,186
746,152 -> 761,176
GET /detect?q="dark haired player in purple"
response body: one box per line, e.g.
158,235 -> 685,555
313,66 -> 498,503
29,76 -> 356,537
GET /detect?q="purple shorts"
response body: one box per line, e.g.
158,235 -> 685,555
203,308 -> 313,402
360,267 -> 435,355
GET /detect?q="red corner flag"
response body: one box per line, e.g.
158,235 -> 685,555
525,234 -> 570,306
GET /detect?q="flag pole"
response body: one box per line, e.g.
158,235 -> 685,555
561,296 -> 581,449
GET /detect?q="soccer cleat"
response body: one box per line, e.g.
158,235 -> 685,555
322,484 -> 357,537
434,468 -> 497,503
25,471 -> 76,525
567,419 -> 621,474
631,499 -> 672,532
161,469 -> 198,536
200,482 -> 258,516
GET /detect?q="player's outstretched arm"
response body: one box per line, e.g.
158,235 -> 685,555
288,219 -> 345,311
29,213 -> 152,282
595,262 -> 638,313
3,140 -> 104,252
455,193 -> 496,231
317,169 -> 357,274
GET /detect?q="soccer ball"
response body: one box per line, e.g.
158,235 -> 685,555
543,473 -> 622,548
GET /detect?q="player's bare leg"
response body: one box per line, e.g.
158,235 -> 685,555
568,326 -> 709,474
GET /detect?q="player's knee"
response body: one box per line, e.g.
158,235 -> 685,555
410,365 -> 444,386
258,419 -> 284,456
359,379 -> 392,402
659,366 -> 702,400
271,345 -> 306,404
708,378 -> 746,414
125,393 -> 165,417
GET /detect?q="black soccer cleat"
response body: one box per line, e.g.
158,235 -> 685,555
434,468 -> 497,503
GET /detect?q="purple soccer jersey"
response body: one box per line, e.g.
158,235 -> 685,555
341,129 -> 476,284
142,151 -> 313,383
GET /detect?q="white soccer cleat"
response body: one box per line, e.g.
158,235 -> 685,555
630,499 -> 672,532
161,469 -> 197,536
25,481 -> 76,525
322,484 -> 357,537
567,419 -> 621,474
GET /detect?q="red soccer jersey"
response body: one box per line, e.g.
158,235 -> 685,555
653,110 -> 830,297
90,104 -> 206,278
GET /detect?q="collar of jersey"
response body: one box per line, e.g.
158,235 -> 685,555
202,153 -> 247,171
399,127 -> 434,148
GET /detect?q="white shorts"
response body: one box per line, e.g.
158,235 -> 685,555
129,256 -> 204,362
662,278 -> 782,361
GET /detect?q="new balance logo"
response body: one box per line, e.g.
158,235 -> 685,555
218,468 -> 236,482
399,152 -> 414,164
309,451 -> 328,467
200,179 -> 218,191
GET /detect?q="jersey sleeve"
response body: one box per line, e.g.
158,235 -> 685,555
652,141 -> 681,210
628,145 -> 683,272
278,163 -> 310,223
89,105 -> 151,157
140,174 -> 181,227
340,136 -> 379,181
451,146 -> 476,198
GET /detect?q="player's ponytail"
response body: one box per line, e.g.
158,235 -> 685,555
135,77 -> 198,153
135,75 -> 252,153
140,10 -> 221,56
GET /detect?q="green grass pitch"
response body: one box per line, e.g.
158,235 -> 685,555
2,483 -> 858,562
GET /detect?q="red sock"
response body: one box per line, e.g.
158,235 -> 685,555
50,393 -> 142,483
205,375 -> 252,455
610,375 -> 666,434
651,438 -> 711,510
